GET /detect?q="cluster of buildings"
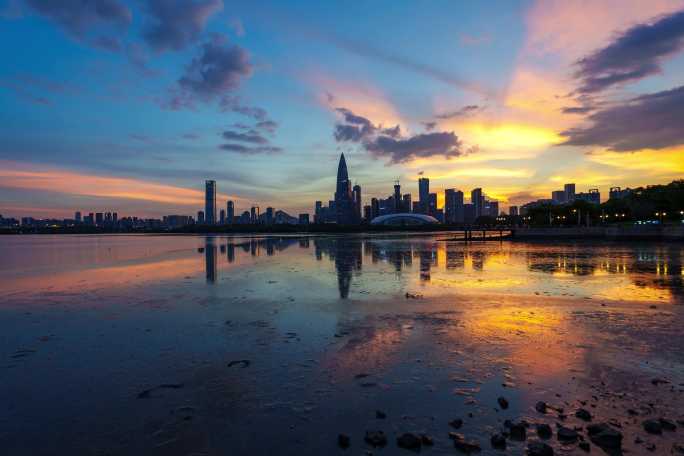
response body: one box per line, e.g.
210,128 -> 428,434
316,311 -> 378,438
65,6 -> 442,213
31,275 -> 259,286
314,154 -> 501,225
197,180 -> 308,227
3,153 -> 641,230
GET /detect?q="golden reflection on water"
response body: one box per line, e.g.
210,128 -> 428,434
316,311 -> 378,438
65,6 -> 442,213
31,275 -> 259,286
0,235 -> 682,304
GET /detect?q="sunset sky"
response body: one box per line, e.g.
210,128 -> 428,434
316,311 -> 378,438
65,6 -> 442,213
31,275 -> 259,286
1,0 -> 683,218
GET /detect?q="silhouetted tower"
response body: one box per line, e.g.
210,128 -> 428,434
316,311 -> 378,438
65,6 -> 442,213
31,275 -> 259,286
394,180 -> 401,213
335,153 -> 355,224
205,180 -> 216,224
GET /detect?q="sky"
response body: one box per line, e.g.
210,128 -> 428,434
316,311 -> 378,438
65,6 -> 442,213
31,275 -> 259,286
1,0 -> 683,219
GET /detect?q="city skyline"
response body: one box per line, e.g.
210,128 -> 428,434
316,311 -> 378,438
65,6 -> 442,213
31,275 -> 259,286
1,1 -> 684,218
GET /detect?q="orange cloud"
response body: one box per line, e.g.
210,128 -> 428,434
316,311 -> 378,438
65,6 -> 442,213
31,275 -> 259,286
0,160 -> 235,207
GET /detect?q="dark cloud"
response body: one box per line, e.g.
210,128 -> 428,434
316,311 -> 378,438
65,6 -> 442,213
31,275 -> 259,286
25,0 -> 131,43
365,132 -> 462,164
220,96 -> 267,120
143,0 -> 223,52
435,105 -> 482,119
574,10 -> 684,93
178,34 -> 252,99
422,121 -> 437,131
255,120 -> 277,133
561,85 -> 684,151
221,130 -> 268,144
333,107 -> 465,163
561,106 -> 595,114
218,143 -> 282,154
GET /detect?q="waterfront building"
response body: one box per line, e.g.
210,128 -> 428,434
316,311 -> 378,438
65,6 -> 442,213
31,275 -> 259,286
266,207 -> 274,225
564,183 -> 576,202
418,178 -> 429,214
444,189 -> 464,224
205,180 -> 216,225
402,194 -> 412,213
74,211 -> 81,223
428,193 -> 437,217
335,153 -> 356,224
353,184 -> 362,221
371,198 -> 379,219
509,206 -> 519,217
219,209 -> 226,224
471,188 -> 484,218
227,201 -> 234,224
298,213 -> 310,225
576,189 -> 601,205
197,211 -> 205,224
552,190 -> 566,204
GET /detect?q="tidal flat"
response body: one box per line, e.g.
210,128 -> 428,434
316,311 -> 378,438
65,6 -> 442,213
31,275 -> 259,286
0,234 -> 683,455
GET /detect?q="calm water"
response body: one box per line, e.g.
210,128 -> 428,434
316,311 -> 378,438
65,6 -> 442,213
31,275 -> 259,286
0,234 -> 683,455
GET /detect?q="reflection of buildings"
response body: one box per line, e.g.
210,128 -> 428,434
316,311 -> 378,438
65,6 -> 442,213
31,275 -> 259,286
205,238 -> 217,283
314,238 -> 363,299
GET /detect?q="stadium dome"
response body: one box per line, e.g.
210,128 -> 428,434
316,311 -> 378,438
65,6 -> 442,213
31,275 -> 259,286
369,213 -> 440,226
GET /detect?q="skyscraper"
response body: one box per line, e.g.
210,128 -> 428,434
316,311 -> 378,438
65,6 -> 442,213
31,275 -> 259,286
219,209 -> 226,224
74,211 -> 81,223
205,180 -> 216,225
418,177 -> 429,214
335,153 -> 356,224
402,194 -> 412,213
471,188 -> 483,219
445,189 -> 465,223
371,197 -> 379,220
197,211 -> 205,224
393,182 -> 401,213
428,193 -> 437,216
352,184 -> 362,221
227,201 -> 234,224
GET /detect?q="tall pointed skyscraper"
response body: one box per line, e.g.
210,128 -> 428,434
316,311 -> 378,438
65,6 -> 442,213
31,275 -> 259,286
335,153 -> 356,224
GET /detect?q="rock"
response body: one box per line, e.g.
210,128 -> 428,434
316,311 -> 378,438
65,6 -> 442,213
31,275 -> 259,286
587,423 -> 623,450
646,442 -> 657,451
536,423 -> 552,439
136,383 -> 184,399
227,359 -> 250,368
576,408 -> 592,421
535,401 -> 548,413
659,418 -> 677,431
397,433 -> 422,450
527,441 -> 554,456
364,430 -> 387,447
450,433 -> 481,453
651,378 -> 669,385
376,410 -> 386,419
490,433 -> 506,449
450,418 -> 464,429
673,443 -> 684,454
557,426 -> 579,442
643,419 -> 662,434
498,397 -> 509,409
338,434 -> 350,449
506,421 -> 527,441
420,434 -> 434,446
578,441 -> 590,452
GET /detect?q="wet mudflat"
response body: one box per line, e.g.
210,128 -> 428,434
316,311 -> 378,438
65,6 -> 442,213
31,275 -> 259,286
0,234 -> 683,456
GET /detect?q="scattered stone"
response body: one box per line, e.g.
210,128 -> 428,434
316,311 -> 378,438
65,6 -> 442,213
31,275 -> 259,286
659,418 -> 677,431
227,359 -> 250,368
643,419 -> 662,435
490,433 -> 506,449
627,408 -> 639,416
527,441 -> 554,456
673,443 -> 684,454
651,378 -> 669,386
364,430 -> 387,447
338,434 -> 350,449
376,410 -> 386,419
498,397 -> 509,409
535,401 -> 548,414
506,421 -> 527,441
450,418 -> 464,429
578,441 -> 590,452
450,433 -> 481,453
420,434 -> 434,446
557,425 -> 579,442
587,423 -> 623,450
646,442 -> 656,451
536,423 -> 552,439
397,433 -> 422,450
576,408 -> 592,421
137,383 -> 184,399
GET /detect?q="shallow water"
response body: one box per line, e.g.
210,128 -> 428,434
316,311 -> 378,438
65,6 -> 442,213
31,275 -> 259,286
0,234 -> 682,455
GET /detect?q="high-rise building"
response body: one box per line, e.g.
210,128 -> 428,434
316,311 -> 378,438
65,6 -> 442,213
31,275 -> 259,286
471,188 -> 483,218
74,211 -> 81,223
112,212 -> 118,223
509,206 -> 519,217
402,194 -> 412,213
298,213 -> 310,225
197,210 -> 205,224
335,153 -> 356,224
463,204 -> 475,224
250,206 -> 258,224
363,205 -> 371,221
488,201 -> 499,217
205,180 -> 216,225
371,198 -> 379,220
95,212 -> 103,225
265,207 -> 274,225
393,182 -> 401,213
576,189 -> 601,205
428,193 -> 437,216
445,189 -> 464,224
352,184 -> 362,221
219,209 -> 226,224
418,178 -> 429,214
227,201 -> 234,224
564,183 -> 576,202
314,201 -> 322,223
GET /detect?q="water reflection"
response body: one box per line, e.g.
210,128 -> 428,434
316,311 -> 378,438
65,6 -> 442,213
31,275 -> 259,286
194,236 -> 683,302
